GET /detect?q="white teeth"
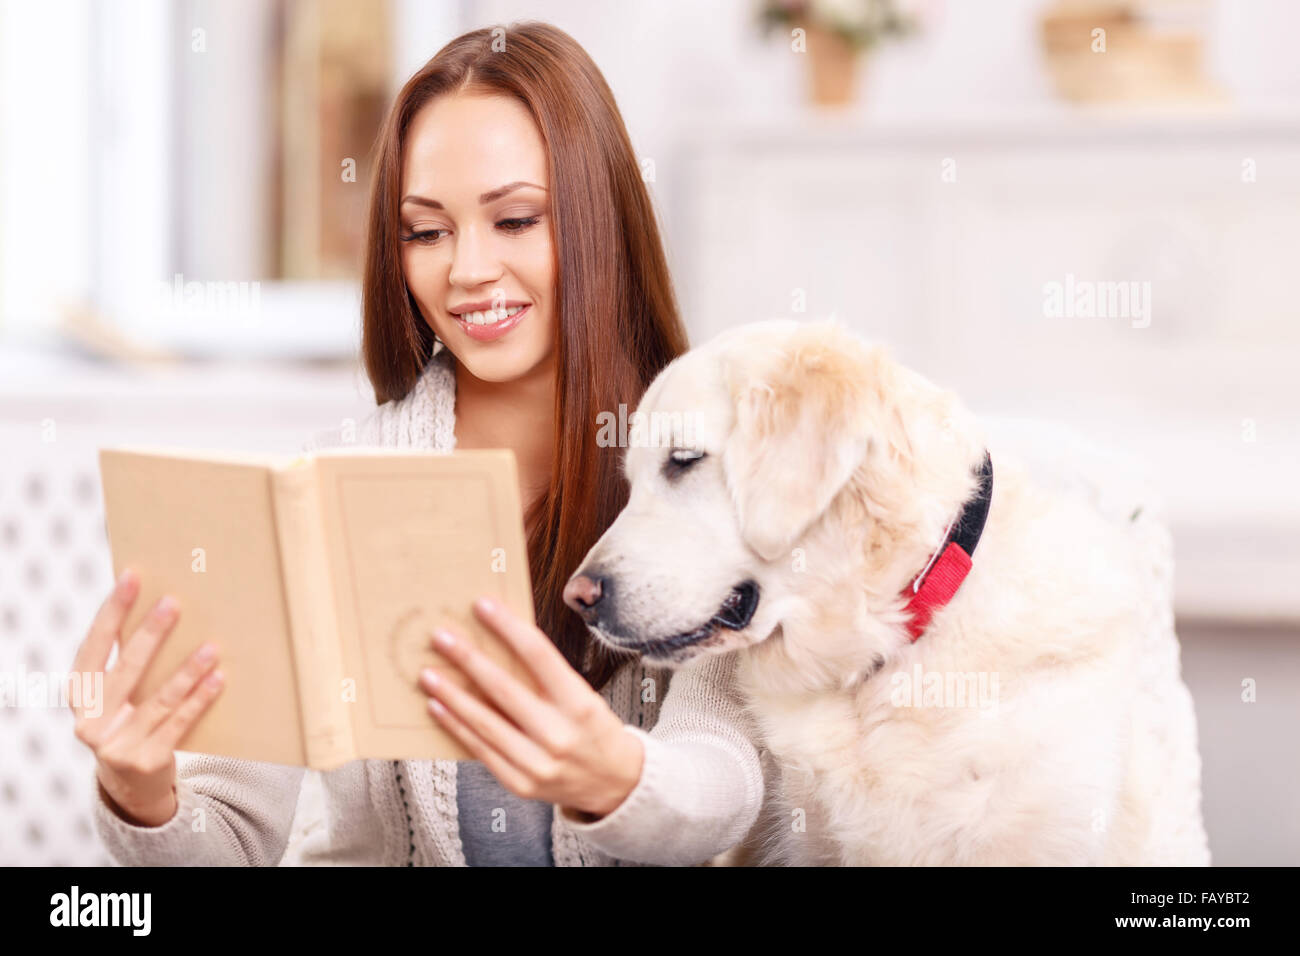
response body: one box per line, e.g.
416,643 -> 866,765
459,305 -> 525,326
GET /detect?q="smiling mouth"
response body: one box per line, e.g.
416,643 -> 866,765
453,303 -> 529,326
611,581 -> 760,656
451,303 -> 532,342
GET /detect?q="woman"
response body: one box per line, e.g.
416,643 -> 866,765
74,21 -> 764,866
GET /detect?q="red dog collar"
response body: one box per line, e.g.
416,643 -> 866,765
902,451 -> 993,641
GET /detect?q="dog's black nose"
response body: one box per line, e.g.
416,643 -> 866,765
563,571 -> 610,625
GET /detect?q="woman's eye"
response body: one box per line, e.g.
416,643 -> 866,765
400,229 -> 445,244
401,216 -> 539,243
497,216 -> 541,233
401,217 -> 539,243
663,449 -> 706,479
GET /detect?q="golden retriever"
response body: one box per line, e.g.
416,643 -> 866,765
564,318 -> 1209,865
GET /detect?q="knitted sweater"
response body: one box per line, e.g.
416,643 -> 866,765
92,342 -> 766,866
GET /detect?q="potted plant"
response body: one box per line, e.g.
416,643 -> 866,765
759,0 -> 917,106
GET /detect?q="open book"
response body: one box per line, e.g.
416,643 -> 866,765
98,446 -> 538,770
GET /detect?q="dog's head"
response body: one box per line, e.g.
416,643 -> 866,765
564,319 -> 987,672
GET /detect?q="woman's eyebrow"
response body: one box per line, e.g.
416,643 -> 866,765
400,181 -> 548,209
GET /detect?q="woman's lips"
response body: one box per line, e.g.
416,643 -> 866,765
454,304 -> 531,342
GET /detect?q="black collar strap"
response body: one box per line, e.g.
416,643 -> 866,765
901,450 -> 993,641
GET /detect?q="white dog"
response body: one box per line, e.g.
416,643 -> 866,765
564,319 -> 1209,866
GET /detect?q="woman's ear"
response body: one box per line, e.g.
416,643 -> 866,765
721,328 -> 878,562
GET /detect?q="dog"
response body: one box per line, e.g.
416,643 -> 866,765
563,318 -> 1209,865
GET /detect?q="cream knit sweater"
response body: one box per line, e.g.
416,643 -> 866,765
92,342 -> 766,866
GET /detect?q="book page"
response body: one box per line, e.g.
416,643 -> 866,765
313,450 -> 539,762
98,449 -> 306,766
270,459 -> 355,770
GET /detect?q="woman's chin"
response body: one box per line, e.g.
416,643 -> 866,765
448,340 -> 554,385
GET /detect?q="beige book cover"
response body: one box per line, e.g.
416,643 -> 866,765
98,446 -> 539,770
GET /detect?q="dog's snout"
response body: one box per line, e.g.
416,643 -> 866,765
563,571 -> 610,624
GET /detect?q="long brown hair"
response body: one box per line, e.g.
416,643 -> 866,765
362,22 -> 689,690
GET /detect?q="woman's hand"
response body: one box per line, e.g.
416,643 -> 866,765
70,568 -> 225,827
418,597 -> 643,819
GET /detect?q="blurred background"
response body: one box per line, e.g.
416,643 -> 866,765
0,0 -> 1296,865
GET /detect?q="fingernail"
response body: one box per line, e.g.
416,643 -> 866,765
205,670 -> 224,689
116,569 -> 139,600
195,642 -> 217,663
432,629 -> 454,650
420,667 -> 439,687
428,698 -> 446,717
474,597 -> 496,615
155,596 -> 178,619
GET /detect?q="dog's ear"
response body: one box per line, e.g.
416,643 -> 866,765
722,324 -> 893,562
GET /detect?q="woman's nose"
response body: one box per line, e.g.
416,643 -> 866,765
447,225 -> 502,289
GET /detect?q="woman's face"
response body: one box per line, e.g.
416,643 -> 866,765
399,93 -> 556,384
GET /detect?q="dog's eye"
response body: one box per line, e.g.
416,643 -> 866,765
663,448 -> 706,479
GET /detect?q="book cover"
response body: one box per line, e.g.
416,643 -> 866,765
98,447 -> 537,769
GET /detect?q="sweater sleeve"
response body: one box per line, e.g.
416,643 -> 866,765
93,753 -> 305,866
556,651 -> 765,865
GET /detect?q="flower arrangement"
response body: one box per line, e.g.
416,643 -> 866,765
759,0 -> 917,52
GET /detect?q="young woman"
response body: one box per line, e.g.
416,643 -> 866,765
74,21 -> 764,866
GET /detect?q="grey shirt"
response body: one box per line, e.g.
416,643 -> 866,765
455,761 -> 554,866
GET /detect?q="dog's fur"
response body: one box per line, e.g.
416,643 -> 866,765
570,319 -> 1208,865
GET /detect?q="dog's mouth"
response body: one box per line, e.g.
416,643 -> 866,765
608,581 -> 760,658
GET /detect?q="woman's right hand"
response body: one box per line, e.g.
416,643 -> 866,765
71,568 -> 225,827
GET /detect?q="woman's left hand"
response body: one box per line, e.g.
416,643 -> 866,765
418,596 -> 643,819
